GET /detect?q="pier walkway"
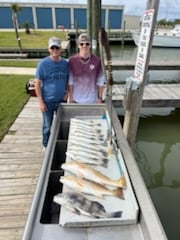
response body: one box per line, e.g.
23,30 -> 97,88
0,98 -> 44,240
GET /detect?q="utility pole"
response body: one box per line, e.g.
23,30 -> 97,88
123,0 -> 160,148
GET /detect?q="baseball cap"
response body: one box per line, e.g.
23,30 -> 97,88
78,33 -> 90,43
48,37 -> 61,48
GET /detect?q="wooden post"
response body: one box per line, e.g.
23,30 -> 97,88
91,0 -> 101,56
123,0 -> 160,148
87,0 -> 92,41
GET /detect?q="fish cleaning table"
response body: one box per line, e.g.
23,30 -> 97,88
59,116 -> 139,227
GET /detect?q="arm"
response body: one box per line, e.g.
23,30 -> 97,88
34,78 -> 47,112
68,84 -> 74,103
68,69 -> 75,103
96,71 -> 104,104
97,85 -> 103,104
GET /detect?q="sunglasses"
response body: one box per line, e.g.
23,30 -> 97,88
79,42 -> 90,46
50,46 -> 60,50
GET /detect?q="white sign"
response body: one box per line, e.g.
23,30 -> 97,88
134,9 -> 155,82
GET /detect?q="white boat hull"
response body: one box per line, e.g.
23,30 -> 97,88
132,31 -> 180,48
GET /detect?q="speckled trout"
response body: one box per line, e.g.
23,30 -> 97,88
61,161 -> 126,189
54,192 -> 122,218
60,175 -> 124,199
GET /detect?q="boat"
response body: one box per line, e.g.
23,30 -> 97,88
132,25 -> 180,48
22,103 -> 168,240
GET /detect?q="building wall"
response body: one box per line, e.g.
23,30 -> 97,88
0,3 -> 124,30
122,15 -> 141,30
74,8 -> 86,29
56,8 -> 71,29
0,7 -> 13,28
18,7 -> 34,28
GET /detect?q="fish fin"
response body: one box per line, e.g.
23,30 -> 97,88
102,158 -> 108,167
72,208 -> 81,215
113,188 -> 125,199
117,175 -> 127,188
106,211 -> 122,218
64,205 -> 81,215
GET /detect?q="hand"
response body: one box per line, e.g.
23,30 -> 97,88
97,98 -> 102,104
39,101 -> 47,112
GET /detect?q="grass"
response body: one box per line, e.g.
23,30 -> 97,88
0,30 -> 67,48
0,74 -> 32,141
0,60 -> 38,67
0,30 -> 68,142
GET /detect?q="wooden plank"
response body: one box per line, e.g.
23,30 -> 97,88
111,84 -> 180,108
0,163 -> 41,171
0,215 -> 27,228
0,203 -> 31,217
0,194 -> 33,204
0,143 -> 43,152
0,185 -> 37,196
0,169 -> 41,179
0,178 -> 38,187
1,138 -> 42,144
0,152 -> 43,159
0,228 -> 24,240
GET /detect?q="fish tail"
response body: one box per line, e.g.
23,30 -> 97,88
106,211 -> 122,218
113,188 -> 124,199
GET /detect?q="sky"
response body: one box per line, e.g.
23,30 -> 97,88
117,0 -> 180,20
68,0 -> 180,20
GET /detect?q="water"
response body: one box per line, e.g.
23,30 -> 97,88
133,108 -> 180,240
112,46 -> 180,239
111,45 -> 180,62
110,45 -> 180,82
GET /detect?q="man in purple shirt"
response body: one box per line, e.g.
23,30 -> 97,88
68,33 -> 104,104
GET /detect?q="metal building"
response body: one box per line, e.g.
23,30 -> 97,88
0,1 -> 124,30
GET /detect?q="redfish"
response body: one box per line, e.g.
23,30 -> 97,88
60,175 -> 124,199
61,161 -> 126,189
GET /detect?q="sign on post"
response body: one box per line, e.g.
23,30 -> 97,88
134,9 -> 154,83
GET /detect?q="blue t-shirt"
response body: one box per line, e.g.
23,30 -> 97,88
35,56 -> 68,103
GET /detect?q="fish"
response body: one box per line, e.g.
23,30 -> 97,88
61,161 -> 126,189
66,151 -> 108,167
68,145 -> 108,158
71,135 -> 107,147
71,124 -> 102,134
60,175 -> 124,199
69,139 -> 107,154
71,127 -> 105,140
71,118 -> 102,128
73,131 -> 106,144
53,192 -> 122,218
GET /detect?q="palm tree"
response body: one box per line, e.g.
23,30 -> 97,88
23,21 -> 31,34
11,3 -> 22,53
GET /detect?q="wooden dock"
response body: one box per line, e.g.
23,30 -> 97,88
0,83 -> 180,239
0,41 -> 70,59
108,83 -> 180,107
0,98 -> 44,240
